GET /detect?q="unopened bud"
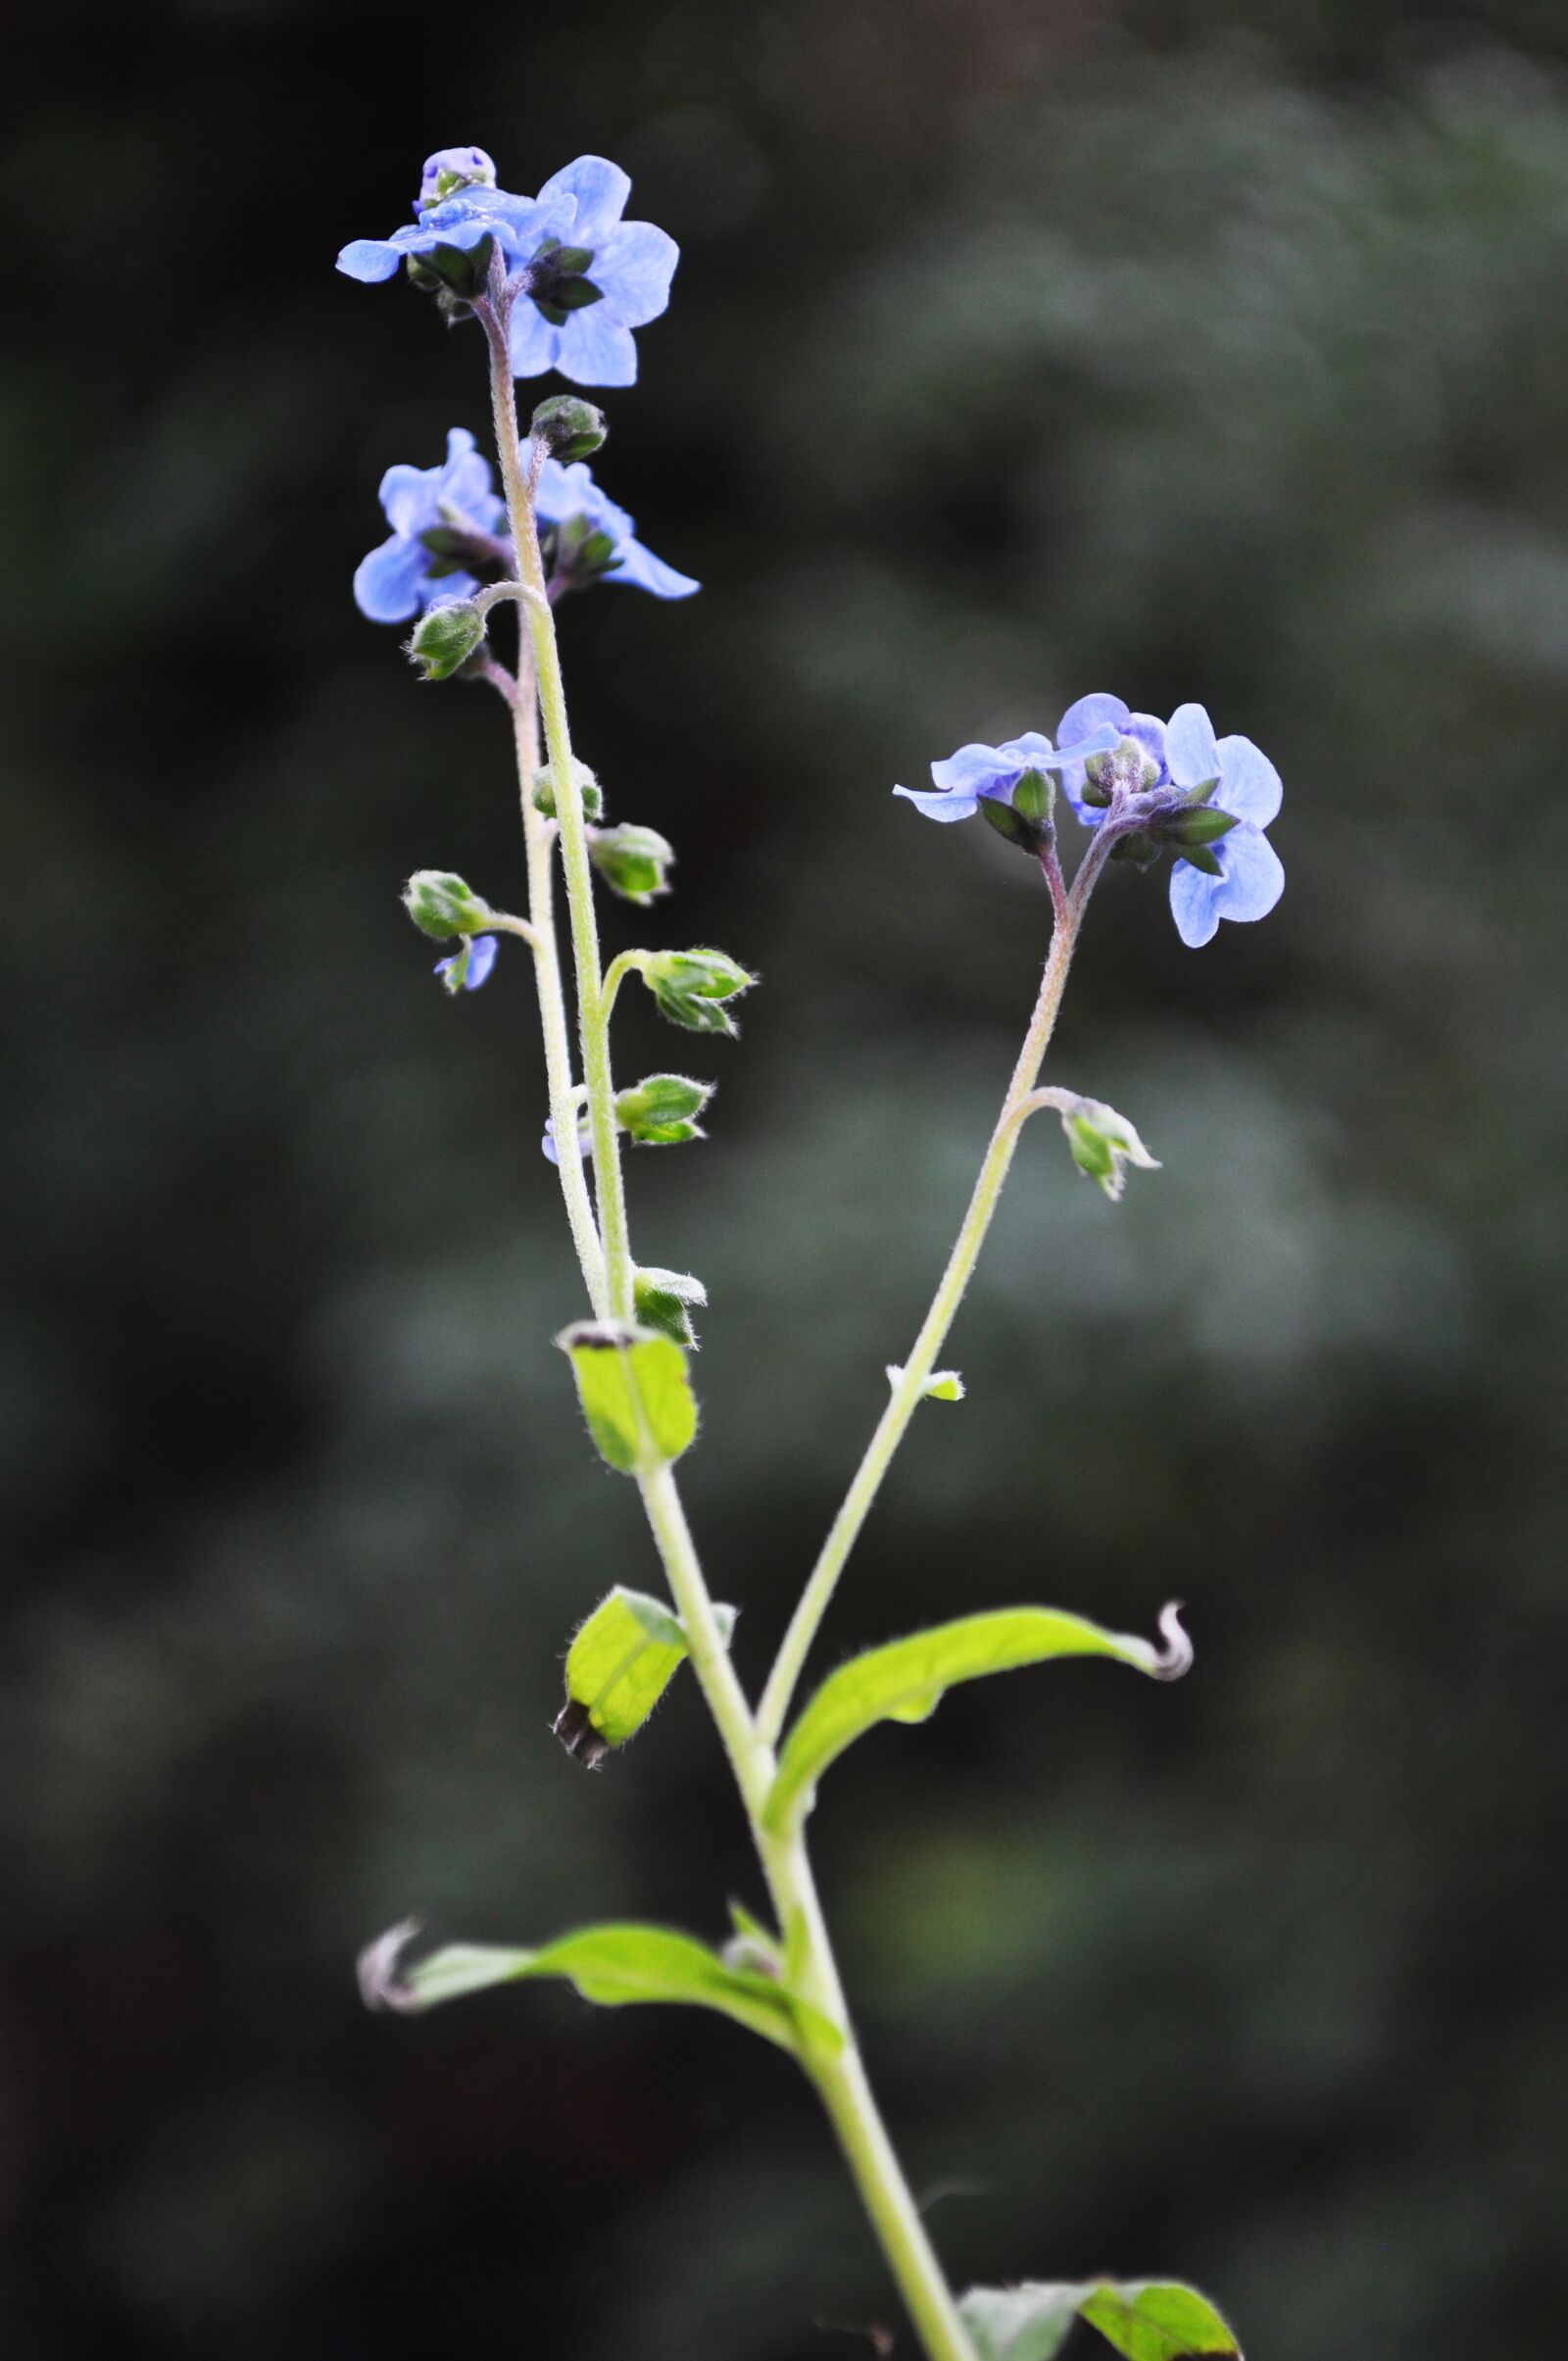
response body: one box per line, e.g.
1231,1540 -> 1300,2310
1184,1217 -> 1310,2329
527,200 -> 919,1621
531,395 -> 608,464
590,822 -> 674,904
532,758 -> 603,821
406,599 -> 486,681
404,869 -> 493,941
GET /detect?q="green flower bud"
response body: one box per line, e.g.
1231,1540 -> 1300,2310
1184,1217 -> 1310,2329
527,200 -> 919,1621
615,1073 -> 713,1146
1057,1095 -> 1160,1204
532,758 -> 603,821
589,822 -> 674,904
644,948 -> 756,1038
406,600 -> 486,681
1084,733 -> 1163,805
1109,829 -> 1158,868
403,869 -> 494,942
531,395 -> 609,465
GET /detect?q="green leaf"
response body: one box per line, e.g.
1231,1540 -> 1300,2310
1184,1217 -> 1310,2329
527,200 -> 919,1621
960,2280 -> 1241,2361
763,1604 -> 1191,1834
886,1360 -> 965,1402
558,1320 -> 698,1473
555,1585 -> 736,1763
1080,2282 -> 1242,2359
359,1919 -> 841,2057
634,1266 -> 708,1349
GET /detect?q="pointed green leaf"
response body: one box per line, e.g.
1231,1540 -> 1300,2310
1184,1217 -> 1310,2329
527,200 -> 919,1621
960,2280 -> 1241,2361
763,1605 -> 1191,1834
359,1919 -> 841,2056
1079,2283 -> 1240,2359
558,1320 -> 698,1473
555,1585 -> 736,1763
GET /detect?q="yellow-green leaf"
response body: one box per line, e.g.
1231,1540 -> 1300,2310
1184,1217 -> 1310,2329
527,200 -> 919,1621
764,1604 -> 1191,1835
558,1319 -> 698,1473
556,1585 -> 736,1763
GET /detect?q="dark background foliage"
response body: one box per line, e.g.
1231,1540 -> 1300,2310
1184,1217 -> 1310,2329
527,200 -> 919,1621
6,1 -> 1567,2354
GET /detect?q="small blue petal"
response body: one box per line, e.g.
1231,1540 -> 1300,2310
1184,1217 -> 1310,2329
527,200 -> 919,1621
354,534 -> 429,623
894,784 -> 980,822
536,156 -> 631,245
509,300 -> 562,378
1056,692 -> 1131,746
1165,702 -> 1221,790
612,539 -> 701,598
553,309 -> 640,387
590,221 -> 680,325
1169,823 -> 1284,946
465,934 -> 499,988
1214,733 -> 1283,829
337,237 -> 404,282
931,743 -> 1010,794
1168,860 -> 1222,949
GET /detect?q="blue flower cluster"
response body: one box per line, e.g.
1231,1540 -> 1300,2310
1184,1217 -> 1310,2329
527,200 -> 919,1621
353,429 -> 697,624
338,149 -> 678,389
898,695 -> 1285,948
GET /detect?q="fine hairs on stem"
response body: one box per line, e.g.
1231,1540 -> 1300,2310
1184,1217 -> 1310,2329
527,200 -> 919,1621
341,140 -> 1279,2361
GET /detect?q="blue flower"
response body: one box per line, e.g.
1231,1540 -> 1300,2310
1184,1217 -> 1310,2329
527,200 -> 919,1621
541,1107 -> 592,1165
504,157 -> 678,388
1053,693 -> 1171,822
536,458 -> 699,599
893,726 -> 1119,824
1161,703 -> 1285,949
353,429 -> 506,624
337,147 -> 569,288
435,934 -> 498,994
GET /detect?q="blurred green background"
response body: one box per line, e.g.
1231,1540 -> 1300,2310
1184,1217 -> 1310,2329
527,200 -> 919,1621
6,0 -> 1567,2353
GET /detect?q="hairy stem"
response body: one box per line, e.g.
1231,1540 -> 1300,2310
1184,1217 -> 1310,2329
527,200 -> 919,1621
757,815 -> 1122,1746
481,285 -> 635,1320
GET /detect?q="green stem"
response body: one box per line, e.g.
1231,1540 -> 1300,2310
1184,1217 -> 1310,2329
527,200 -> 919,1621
757,818 -> 1121,1746
475,283 -> 977,2361
481,290 -> 635,1320
486,652 -> 609,1313
638,1462 -> 976,2361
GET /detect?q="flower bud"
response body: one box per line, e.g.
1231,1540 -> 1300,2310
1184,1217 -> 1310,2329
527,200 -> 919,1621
406,599 -> 486,681
644,948 -> 755,1038
1057,1094 -> 1160,1203
589,822 -> 674,904
1084,733 -> 1163,805
419,147 -> 498,206
532,758 -> 603,821
634,1265 -> 709,1349
1109,829 -> 1158,868
615,1073 -> 713,1146
531,395 -> 609,464
404,869 -> 493,941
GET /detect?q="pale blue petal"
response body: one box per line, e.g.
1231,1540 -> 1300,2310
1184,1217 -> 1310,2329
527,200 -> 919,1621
1215,734 -> 1283,828
337,237 -> 404,283
1057,692 -> 1130,745
996,731 -> 1056,769
894,785 -> 979,822
1049,722 -> 1120,767
438,428 -> 494,518
1169,860 -> 1222,949
553,309 -> 640,387
509,300 -> 562,378
592,221 -> 679,324
379,461 -> 438,535
612,538 -> 700,598
538,156 -> 631,245
1208,821 -> 1285,923
931,743 -> 1006,793
465,934 -> 499,988
1125,713 -> 1168,776
354,534 -> 429,623
1165,702 -> 1222,790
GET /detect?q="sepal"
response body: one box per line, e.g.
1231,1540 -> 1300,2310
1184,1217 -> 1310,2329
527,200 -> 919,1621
1056,1095 -> 1160,1203
634,1265 -> 708,1349
641,948 -> 755,1037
